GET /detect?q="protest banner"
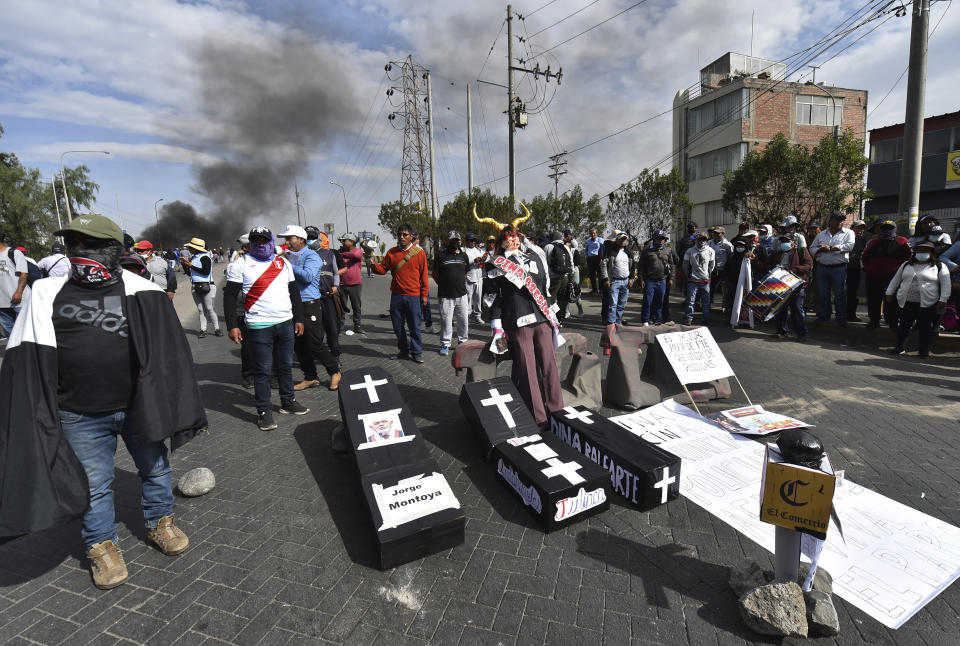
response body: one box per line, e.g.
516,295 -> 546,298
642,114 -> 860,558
611,400 -> 960,629
655,328 -> 735,385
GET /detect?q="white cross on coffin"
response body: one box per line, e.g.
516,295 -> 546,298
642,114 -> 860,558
563,407 -> 594,424
350,374 -> 389,403
541,457 -> 585,485
654,466 -> 676,504
481,388 -> 516,428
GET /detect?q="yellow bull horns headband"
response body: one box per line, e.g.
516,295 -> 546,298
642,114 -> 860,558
472,201 -> 531,232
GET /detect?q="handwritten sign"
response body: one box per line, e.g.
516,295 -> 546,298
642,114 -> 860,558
655,328 -> 734,384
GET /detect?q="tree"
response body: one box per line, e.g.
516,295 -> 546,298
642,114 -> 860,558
606,167 -> 692,242
805,128 -> 872,222
438,189 -> 516,242
721,133 -> 807,227
527,185 -> 604,242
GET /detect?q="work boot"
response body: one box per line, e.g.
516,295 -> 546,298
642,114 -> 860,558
88,540 -> 128,590
294,378 -> 320,391
147,516 -> 189,555
329,372 -> 342,391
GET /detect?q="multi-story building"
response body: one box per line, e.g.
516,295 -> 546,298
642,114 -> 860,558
672,52 -> 868,230
865,109 -> 960,234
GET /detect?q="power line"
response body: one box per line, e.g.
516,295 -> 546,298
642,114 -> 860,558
523,0 -> 562,19
527,0 -> 600,38
527,0 -> 653,60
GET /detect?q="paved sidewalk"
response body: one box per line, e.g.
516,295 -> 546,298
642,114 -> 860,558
1,276 -> 959,645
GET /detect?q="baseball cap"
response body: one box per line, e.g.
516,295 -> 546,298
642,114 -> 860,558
280,224 -> 308,239
714,226 -> 725,234
696,232 -> 708,240
304,225 -> 321,241
744,229 -> 759,238
55,214 -> 124,243
249,226 -> 272,242
653,229 -> 668,240
851,219 -> 866,227
829,211 -> 845,221
448,230 -> 462,241
133,240 -> 154,250
338,231 -> 358,242
616,232 -> 629,240
465,232 -> 477,241
879,220 -> 896,228
781,215 -> 798,227
486,235 -> 496,242
237,233 -> 250,245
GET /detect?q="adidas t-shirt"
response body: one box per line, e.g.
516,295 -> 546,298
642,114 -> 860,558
53,280 -> 136,413
226,254 -> 295,326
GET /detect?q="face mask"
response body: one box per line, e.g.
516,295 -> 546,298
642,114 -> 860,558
651,242 -> 663,249
780,243 -> 793,252
67,237 -> 123,287
697,242 -> 707,249
915,252 -> 931,262
735,245 -> 745,253
249,239 -> 274,261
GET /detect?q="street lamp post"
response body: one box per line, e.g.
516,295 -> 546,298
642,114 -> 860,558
154,198 -> 165,249
49,177 -> 63,231
329,180 -> 349,233
59,150 -> 110,222
817,83 -> 841,212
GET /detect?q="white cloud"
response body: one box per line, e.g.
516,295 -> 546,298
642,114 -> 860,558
20,142 -> 222,166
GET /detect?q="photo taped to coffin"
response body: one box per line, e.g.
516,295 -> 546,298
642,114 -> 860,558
359,408 -> 405,443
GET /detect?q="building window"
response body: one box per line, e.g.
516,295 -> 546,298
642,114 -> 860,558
796,94 -> 842,127
687,88 -> 751,136
923,128 -> 952,156
870,137 -> 902,163
687,143 -> 749,182
704,200 -> 734,227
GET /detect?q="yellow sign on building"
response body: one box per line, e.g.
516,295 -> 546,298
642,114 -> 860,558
759,444 -> 836,540
948,151 -> 960,184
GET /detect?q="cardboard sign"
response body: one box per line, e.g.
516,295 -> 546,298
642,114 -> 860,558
655,328 -> 734,384
549,405 -> 681,510
492,432 -> 609,532
459,377 -> 539,459
338,368 -> 464,568
760,444 -> 836,540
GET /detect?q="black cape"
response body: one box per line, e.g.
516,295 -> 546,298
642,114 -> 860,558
0,272 -> 207,537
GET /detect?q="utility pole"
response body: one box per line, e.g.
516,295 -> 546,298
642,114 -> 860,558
807,65 -> 820,85
897,0 -> 930,234
505,4 -> 562,201
51,177 -> 62,231
467,83 -> 473,194
116,194 -> 123,231
547,152 -> 568,199
507,5 -> 516,200
426,71 -> 438,220
294,184 -> 303,227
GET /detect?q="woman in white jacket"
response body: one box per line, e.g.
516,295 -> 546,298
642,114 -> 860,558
885,241 -> 951,358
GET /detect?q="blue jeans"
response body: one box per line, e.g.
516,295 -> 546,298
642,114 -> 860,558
643,280 -> 666,323
247,320 -> 295,412
421,296 -> 433,328
607,279 -> 630,324
685,282 -> 711,323
59,409 -> 173,549
816,264 -> 847,324
0,307 -> 19,335
775,286 -> 808,336
391,293 -> 423,355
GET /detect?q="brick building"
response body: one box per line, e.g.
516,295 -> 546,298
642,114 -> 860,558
672,52 -> 868,230
865,109 -> 960,235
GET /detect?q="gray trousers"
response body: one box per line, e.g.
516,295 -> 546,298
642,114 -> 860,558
440,294 -> 470,346
466,280 -> 482,320
191,283 -> 220,332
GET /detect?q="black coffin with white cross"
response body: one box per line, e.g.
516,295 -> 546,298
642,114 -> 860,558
459,377 -> 540,460
548,405 -> 682,511
492,431 -> 610,532
359,459 -> 466,570
338,368 -> 465,568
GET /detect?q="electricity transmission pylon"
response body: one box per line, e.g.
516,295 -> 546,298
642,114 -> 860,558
386,56 -> 433,215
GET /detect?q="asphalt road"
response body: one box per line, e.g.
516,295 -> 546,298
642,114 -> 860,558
1,270 -> 958,645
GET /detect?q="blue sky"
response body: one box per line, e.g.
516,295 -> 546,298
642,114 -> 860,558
1,0 -> 957,243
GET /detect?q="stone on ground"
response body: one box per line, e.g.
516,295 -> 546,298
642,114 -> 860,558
729,557 -> 770,598
805,589 -> 841,637
798,562 -> 833,594
739,581 -> 808,637
178,467 -> 216,497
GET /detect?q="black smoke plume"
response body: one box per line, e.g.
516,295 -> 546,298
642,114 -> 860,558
139,201 -> 226,250
146,28 -> 356,247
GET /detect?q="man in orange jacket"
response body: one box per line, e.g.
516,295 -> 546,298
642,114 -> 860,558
372,223 -> 430,363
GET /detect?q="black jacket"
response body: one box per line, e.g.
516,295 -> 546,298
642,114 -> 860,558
638,244 -> 674,282
483,246 -> 552,330
0,272 -> 206,537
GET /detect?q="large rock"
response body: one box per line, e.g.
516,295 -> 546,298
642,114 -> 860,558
798,562 -> 833,594
729,557 -> 770,598
178,468 -> 216,497
739,582 -> 808,637
805,590 -> 840,637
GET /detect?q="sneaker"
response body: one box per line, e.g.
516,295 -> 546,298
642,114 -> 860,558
439,345 -> 449,356
241,376 -> 253,389
344,329 -> 355,336
329,372 -> 342,391
87,540 -> 128,590
354,327 -> 365,335
411,354 -> 424,363
279,400 -> 309,415
198,331 -> 207,339
147,516 -> 189,555
424,325 -> 436,334
214,329 -> 223,337
294,378 -> 320,391
777,331 -> 789,338
890,347 -> 905,355
258,410 -> 277,431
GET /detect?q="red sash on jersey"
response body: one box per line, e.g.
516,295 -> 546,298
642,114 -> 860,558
244,256 -> 286,311
492,254 -> 564,347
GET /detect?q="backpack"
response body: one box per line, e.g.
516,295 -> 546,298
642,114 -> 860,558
8,249 -> 41,286
40,256 -> 67,278
942,304 -> 958,330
